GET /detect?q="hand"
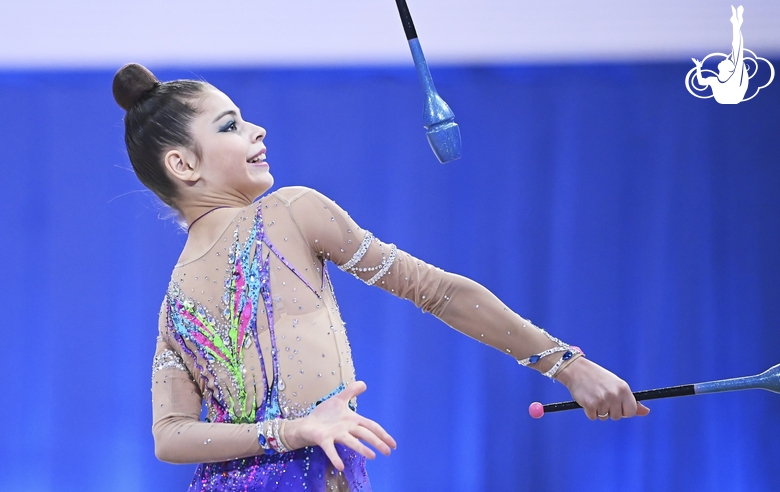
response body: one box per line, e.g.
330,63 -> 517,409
555,358 -> 650,421
692,58 -> 703,68
283,381 -> 396,470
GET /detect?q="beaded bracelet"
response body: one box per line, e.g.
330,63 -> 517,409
278,420 -> 293,452
256,419 -> 291,454
549,348 -> 584,378
256,421 -> 273,454
270,419 -> 290,453
516,329 -> 585,379
543,347 -> 584,378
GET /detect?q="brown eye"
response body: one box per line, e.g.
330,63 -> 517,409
219,121 -> 238,133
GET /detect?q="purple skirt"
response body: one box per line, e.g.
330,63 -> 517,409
187,444 -> 370,492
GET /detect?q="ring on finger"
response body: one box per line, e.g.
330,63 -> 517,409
597,412 -> 609,420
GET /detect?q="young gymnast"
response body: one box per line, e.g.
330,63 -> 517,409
113,63 -> 649,491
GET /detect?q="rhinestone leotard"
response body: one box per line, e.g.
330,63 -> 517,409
151,186 -> 565,491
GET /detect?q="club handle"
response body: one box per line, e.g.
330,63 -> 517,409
543,384 -> 696,413
395,0 -> 418,40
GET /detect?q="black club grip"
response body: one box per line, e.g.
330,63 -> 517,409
543,384 -> 697,413
395,0 -> 418,40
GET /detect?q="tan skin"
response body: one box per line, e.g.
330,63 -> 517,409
162,87 -> 649,471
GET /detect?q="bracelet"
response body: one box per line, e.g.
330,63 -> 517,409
516,345 -> 569,366
266,419 -> 290,454
267,420 -> 281,453
257,419 -> 291,454
551,349 -> 584,379
516,329 -> 585,379
543,347 -> 584,378
256,421 -> 273,454
278,420 -> 293,452
516,329 -> 568,366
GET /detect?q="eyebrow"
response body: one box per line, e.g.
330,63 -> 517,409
212,110 -> 237,123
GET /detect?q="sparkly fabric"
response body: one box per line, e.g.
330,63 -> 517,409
152,348 -> 189,381
189,444 -> 368,492
151,186 -> 568,491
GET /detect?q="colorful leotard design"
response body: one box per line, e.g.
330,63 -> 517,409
151,186 -> 567,491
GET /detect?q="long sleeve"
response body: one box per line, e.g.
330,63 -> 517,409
151,306 -> 264,464
281,187 -> 565,374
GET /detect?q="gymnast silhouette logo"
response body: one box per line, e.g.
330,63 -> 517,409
685,5 -> 774,104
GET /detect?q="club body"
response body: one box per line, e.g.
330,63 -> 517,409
695,362 -> 780,395
396,0 -> 461,163
408,39 -> 462,163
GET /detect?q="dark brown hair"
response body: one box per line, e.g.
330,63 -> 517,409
112,63 -> 211,209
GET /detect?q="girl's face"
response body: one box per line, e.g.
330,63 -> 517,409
186,88 -> 272,203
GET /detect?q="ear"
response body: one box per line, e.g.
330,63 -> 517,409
164,148 -> 200,184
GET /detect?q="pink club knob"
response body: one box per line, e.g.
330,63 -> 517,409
529,402 -> 544,419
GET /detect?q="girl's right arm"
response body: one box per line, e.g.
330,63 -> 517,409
151,332 -> 264,464
152,310 -> 394,467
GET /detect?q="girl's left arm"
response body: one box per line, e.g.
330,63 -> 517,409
283,187 -> 570,374
281,187 -> 649,419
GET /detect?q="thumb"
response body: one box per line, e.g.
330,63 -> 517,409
341,381 -> 368,400
635,402 -> 651,416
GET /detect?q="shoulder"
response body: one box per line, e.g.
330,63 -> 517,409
260,186 -> 334,207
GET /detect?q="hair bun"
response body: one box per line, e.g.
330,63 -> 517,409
113,63 -> 160,111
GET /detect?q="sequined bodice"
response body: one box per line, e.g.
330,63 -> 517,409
150,186 -> 565,491
164,193 -> 356,425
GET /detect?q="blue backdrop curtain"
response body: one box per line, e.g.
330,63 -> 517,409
1,63 -> 778,491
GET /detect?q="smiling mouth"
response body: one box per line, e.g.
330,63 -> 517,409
248,152 -> 266,164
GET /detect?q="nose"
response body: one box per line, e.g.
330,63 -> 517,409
252,124 -> 266,142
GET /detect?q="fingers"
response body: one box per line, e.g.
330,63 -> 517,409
584,381 -> 650,422
620,388 -> 638,419
321,440 -> 345,472
357,415 -> 397,450
580,397 -> 602,420
587,381 -> 626,421
340,434 -> 377,461
567,360 -> 652,422
351,425 -> 392,456
304,381 -> 397,470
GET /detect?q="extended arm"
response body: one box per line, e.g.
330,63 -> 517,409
282,187 -> 649,420
283,187 -> 567,373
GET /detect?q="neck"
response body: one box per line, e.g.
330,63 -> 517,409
187,206 -> 233,233
179,192 -> 255,229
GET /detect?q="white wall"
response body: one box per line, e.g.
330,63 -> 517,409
1,0 -> 778,67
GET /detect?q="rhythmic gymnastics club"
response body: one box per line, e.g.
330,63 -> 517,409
395,0 -> 462,163
528,363 -> 780,418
